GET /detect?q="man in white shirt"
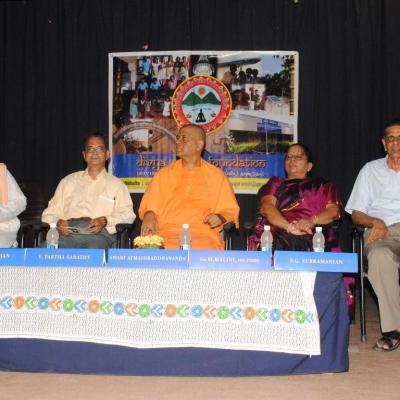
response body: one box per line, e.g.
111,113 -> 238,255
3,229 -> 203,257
42,133 -> 135,249
0,164 -> 26,247
346,119 -> 400,351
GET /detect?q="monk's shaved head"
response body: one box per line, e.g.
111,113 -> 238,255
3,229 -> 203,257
179,124 -> 206,146
176,124 -> 207,161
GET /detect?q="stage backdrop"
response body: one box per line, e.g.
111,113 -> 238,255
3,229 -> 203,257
109,51 -> 298,194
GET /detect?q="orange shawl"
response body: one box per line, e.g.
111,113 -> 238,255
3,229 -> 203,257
139,159 -> 239,249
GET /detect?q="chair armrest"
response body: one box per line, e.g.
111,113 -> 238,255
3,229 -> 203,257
34,222 -> 49,247
242,221 -> 255,235
115,223 -> 135,248
222,221 -> 238,250
330,219 -> 341,230
352,224 -> 366,249
354,224 -> 366,235
116,223 -> 134,234
18,221 -> 49,247
352,224 -> 367,274
18,223 -> 35,248
222,221 -> 236,234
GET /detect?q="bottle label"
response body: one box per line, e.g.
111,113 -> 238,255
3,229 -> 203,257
261,246 -> 271,252
180,244 -> 190,250
47,243 -> 59,249
313,247 -> 324,252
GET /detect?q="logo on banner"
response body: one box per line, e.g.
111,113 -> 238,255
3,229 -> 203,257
172,75 -> 232,134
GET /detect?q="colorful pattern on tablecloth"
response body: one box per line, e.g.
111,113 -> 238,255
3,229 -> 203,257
0,267 -> 320,354
0,295 -> 316,324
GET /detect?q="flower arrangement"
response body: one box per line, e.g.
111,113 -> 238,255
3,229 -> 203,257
133,235 -> 165,249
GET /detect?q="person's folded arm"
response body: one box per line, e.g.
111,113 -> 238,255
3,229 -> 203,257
351,210 -> 389,243
317,203 -> 341,224
259,195 -> 307,236
351,209 -> 378,227
138,168 -> 164,231
211,173 -> 240,229
260,195 -> 293,230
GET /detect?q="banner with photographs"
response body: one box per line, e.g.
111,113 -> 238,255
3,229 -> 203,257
109,51 -> 298,193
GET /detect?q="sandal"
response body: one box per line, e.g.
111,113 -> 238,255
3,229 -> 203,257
373,331 -> 400,352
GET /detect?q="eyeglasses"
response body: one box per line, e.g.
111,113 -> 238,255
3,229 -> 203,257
85,146 -> 106,154
286,155 -> 305,161
384,135 -> 400,143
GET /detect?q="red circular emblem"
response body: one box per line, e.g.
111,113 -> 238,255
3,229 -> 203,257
172,75 -> 232,134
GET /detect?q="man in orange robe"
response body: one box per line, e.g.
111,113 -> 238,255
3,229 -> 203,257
139,124 -> 239,250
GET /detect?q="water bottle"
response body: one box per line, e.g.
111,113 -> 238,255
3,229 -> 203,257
180,223 -> 191,250
312,226 -> 325,252
46,223 -> 59,249
260,225 -> 273,251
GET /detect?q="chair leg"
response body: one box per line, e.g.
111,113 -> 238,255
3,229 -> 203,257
359,240 -> 367,342
224,234 -> 231,251
360,275 -> 367,342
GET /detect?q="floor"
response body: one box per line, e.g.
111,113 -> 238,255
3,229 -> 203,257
1,289 -> 399,400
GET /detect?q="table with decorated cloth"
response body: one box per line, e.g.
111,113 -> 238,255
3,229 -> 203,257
0,248 -> 353,376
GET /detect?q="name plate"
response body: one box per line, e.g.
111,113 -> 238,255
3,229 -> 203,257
25,249 -> 105,267
0,248 -> 26,266
274,251 -> 358,272
107,249 -> 189,269
188,250 -> 272,271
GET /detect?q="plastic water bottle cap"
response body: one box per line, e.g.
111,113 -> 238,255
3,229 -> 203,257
182,223 -> 189,229
50,223 -> 57,229
264,225 -> 271,231
315,226 -> 322,232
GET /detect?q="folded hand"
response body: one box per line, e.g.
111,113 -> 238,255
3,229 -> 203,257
141,211 -> 159,236
56,219 -> 70,236
367,219 -> 390,243
204,213 -> 226,228
88,217 -> 107,234
293,218 -> 314,235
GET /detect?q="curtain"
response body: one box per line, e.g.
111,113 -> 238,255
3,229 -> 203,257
1,0 -> 400,245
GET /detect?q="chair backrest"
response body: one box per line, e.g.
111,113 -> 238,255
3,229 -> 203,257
17,181 -> 49,247
18,181 -> 48,222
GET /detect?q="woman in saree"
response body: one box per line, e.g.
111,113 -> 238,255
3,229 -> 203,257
248,143 -> 342,251
248,143 -> 355,318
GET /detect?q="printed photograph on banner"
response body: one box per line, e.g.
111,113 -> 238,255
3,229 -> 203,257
110,51 -> 298,193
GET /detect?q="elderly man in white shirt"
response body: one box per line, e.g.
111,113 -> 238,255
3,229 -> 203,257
42,133 -> 135,249
0,164 -> 27,247
346,119 -> 400,352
